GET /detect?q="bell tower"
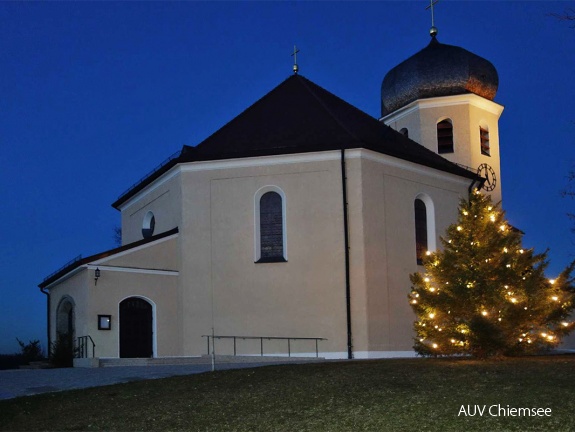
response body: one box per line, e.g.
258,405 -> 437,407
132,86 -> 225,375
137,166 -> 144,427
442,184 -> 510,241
380,30 -> 504,203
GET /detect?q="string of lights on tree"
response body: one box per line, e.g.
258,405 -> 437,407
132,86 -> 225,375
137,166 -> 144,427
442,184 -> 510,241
409,190 -> 575,358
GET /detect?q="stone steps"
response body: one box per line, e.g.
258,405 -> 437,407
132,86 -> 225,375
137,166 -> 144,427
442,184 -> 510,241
19,361 -> 54,370
95,355 -> 324,368
99,357 -> 209,367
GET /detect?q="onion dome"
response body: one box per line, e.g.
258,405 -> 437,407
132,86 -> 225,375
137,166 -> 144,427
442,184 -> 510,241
381,37 -> 499,116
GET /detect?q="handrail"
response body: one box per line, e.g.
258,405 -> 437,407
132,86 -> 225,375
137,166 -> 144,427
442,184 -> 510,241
76,335 -> 96,358
202,335 -> 326,358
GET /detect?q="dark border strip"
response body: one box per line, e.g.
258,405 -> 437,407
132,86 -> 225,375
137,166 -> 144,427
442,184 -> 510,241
341,149 -> 353,359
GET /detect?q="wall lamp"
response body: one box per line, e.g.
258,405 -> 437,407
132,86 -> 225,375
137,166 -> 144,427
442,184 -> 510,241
94,267 -> 101,286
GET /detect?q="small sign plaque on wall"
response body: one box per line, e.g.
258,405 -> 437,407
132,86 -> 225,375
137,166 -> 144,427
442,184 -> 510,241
98,314 -> 112,330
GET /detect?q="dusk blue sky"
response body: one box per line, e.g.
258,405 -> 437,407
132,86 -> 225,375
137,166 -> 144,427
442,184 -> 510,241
1,1 -> 574,354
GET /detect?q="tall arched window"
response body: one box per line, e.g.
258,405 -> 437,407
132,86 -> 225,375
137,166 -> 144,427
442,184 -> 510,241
56,296 -> 75,339
256,189 -> 286,262
414,194 -> 437,265
414,199 -> 428,265
437,119 -> 454,154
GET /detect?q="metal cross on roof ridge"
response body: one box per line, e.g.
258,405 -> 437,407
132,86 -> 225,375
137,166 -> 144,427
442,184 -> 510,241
426,0 -> 439,37
291,45 -> 300,74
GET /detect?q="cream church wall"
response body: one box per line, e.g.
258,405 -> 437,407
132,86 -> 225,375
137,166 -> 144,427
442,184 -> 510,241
49,270 -> 90,347
95,236 -> 178,271
120,173 -> 182,245
91,237 -> 180,357
345,156 -> 369,357
177,167 -> 214,356
356,156 -> 389,355
384,113 -> 424,146
87,270 -> 180,358
143,150 -> 473,359
47,240 -> 181,358
353,150 -> 472,357
46,150 -> 490,360
176,153 -> 350,357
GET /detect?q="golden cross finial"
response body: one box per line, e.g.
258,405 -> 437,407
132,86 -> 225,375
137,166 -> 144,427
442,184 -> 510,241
291,45 -> 300,74
425,0 -> 439,37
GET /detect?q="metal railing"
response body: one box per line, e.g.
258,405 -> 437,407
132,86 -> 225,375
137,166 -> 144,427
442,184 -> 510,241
202,335 -> 326,358
42,255 -> 82,283
116,150 -> 181,201
76,335 -> 96,358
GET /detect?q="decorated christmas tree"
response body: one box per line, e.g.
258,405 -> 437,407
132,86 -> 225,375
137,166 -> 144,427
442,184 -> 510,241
410,191 -> 575,357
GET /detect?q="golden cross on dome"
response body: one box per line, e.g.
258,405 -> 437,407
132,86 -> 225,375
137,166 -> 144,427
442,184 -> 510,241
425,0 -> 439,37
291,45 -> 300,74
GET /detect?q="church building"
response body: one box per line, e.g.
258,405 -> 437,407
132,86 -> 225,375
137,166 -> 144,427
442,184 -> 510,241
39,29 -> 508,362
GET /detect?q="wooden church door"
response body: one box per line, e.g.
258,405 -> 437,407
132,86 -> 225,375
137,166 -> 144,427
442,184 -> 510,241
119,297 -> 153,358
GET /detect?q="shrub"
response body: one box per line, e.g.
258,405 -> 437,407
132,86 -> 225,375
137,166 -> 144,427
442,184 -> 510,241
50,332 -> 74,368
16,338 -> 45,364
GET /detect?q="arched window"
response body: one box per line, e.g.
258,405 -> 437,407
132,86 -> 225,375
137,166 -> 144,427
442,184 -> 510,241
414,199 -> 428,265
399,127 -> 409,138
414,194 -> 436,265
437,119 -> 454,154
480,125 -> 490,156
255,187 -> 287,263
142,211 -> 155,239
56,296 -> 75,338
260,192 -> 284,261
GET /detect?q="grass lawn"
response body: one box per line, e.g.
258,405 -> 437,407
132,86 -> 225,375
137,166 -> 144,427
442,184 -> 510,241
1,356 -> 574,431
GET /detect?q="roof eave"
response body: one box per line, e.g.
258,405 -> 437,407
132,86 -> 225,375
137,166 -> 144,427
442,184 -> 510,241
38,227 -> 179,289
111,152 -> 183,210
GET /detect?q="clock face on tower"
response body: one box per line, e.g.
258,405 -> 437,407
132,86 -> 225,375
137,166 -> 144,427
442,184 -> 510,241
477,163 -> 497,191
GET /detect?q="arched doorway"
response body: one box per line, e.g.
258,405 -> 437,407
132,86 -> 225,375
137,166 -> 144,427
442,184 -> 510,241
56,297 -> 75,340
119,297 -> 153,358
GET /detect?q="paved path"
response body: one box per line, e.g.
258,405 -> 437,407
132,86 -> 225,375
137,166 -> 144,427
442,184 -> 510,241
0,362 -> 278,400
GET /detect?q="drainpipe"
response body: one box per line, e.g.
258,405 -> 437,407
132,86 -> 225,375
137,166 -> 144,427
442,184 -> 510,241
340,149 -> 353,359
40,287 -> 50,357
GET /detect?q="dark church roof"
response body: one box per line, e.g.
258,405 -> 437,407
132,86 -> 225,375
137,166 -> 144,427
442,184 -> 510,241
381,37 -> 499,116
113,74 -> 478,209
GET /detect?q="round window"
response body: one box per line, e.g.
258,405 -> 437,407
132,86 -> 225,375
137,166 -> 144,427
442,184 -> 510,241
142,211 -> 155,238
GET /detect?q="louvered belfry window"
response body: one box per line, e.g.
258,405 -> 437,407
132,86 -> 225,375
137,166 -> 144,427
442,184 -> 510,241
480,126 -> 490,156
415,199 -> 428,265
437,119 -> 454,154
260,192 -> 284,260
